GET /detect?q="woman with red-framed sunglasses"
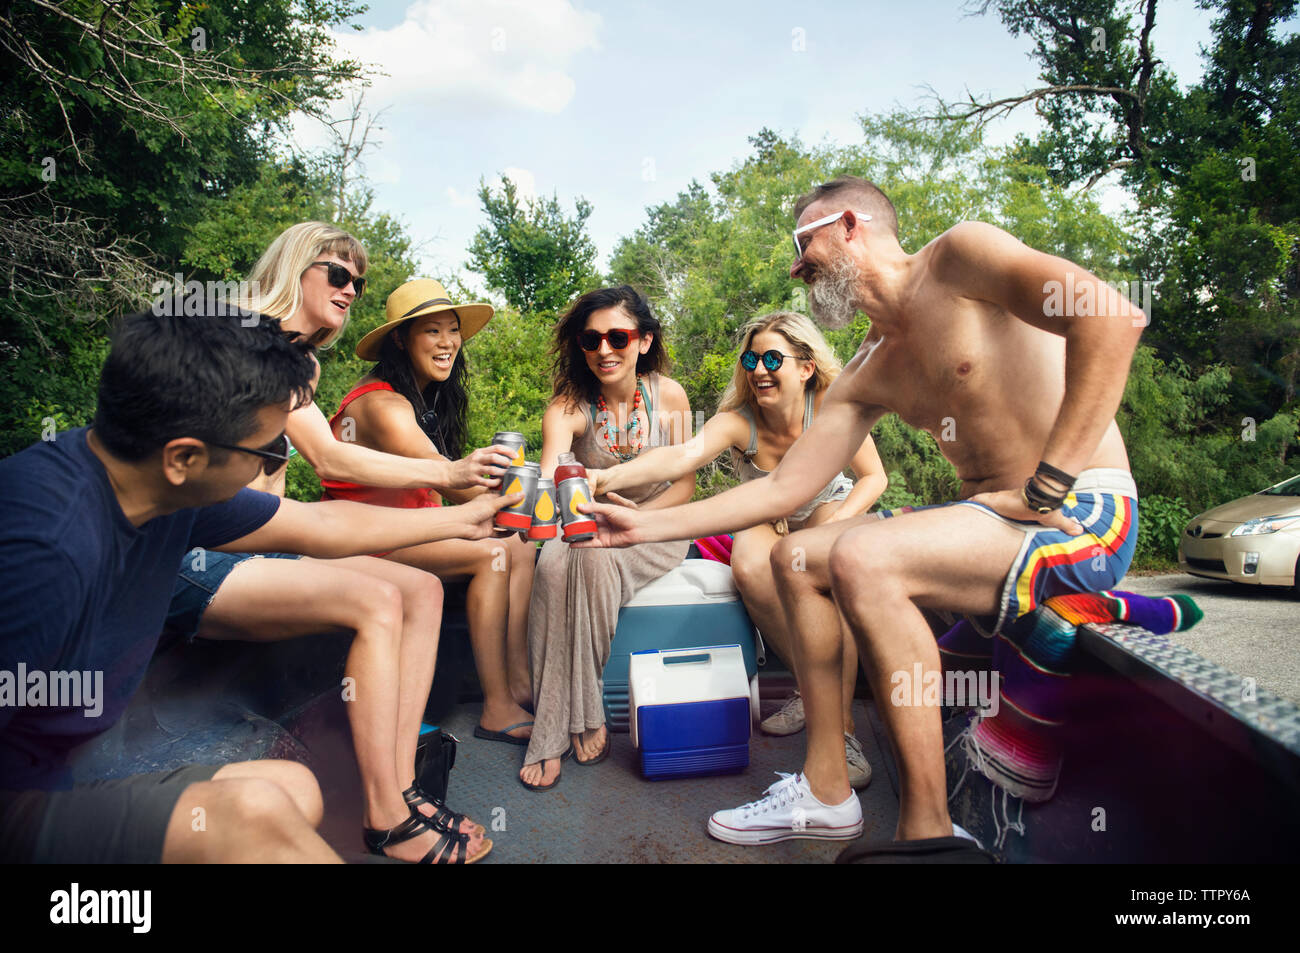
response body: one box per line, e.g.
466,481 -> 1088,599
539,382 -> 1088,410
517,285 -> 696,792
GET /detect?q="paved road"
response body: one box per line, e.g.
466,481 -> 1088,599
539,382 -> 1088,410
1117,572 -> 1299,705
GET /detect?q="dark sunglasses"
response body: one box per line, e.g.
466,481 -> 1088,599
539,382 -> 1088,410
207,433 -> 291,475
308,260 -> 366,298
578,329 -> 637,351
741,349 -> 801,372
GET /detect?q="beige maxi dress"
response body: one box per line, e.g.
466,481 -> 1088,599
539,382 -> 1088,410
524,373 -> 691,766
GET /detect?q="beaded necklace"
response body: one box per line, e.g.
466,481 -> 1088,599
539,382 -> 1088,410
594,376 -> 648,462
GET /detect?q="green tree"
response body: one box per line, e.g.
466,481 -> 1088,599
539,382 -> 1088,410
466,177 -> 599,320
0,0 -> 368,458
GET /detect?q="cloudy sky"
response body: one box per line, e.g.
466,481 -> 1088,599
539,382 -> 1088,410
291,0 -> 1222,286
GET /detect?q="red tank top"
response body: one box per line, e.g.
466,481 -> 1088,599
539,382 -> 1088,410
320,381 -> 441,509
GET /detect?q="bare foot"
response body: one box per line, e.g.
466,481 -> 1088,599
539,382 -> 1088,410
519,757 -> 562,788
572,725 -> 608,764
479,700 -> 534,741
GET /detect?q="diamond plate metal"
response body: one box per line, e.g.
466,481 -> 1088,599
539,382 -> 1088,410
1084,622 -> 1300,755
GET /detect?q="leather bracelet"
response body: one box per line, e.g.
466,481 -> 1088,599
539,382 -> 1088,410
1023,476 -> 1066,514
1035,461 -> 1077,492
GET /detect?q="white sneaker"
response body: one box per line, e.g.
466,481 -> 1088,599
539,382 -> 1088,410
707,772 -> 864,845
760,691 -> 805,736
844,733 -> 872,790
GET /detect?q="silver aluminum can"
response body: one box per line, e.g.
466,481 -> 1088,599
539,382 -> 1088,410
496,462 -> 538,532
491,431 -> 527,474
556,474 -> 597,542
527,478 -> 560,540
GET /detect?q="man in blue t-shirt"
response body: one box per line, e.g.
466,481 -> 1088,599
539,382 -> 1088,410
0,310 -> 516,863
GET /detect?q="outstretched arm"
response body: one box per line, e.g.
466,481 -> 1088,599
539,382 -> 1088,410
578,373 -> 884,546
216,492 -> 521,558
592,411 -> 744,496
287,363 -> 511,492
342,389 -> 505,503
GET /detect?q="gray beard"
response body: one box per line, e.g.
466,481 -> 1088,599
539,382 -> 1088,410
807,254 -> 861,330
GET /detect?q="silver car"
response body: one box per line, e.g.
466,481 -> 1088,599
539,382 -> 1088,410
1178,473 -> 1300,589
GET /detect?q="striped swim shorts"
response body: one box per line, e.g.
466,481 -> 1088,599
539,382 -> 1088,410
879,468 -> 1139,635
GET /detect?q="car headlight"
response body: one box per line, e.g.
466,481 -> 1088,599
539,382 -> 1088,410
1230,515 -> 1300,537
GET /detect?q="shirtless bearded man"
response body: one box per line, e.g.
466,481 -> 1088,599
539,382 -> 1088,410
578,174 -> 1144,855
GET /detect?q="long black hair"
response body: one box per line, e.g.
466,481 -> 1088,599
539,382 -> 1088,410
370,319 -> 469,460
551,285 -> 668,407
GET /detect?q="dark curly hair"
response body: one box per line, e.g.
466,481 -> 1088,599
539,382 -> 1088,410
550,285 -> 668,407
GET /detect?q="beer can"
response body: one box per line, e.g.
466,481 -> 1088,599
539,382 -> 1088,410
492,431 -> 527,471
496,462 -> 538,531
527,478 -> 559,540
556,467 -> 597,542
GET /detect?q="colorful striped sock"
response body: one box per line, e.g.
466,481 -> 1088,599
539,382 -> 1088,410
1043,590 -> 1202,634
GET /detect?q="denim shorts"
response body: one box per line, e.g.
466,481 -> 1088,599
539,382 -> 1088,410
166,550 -> 302,640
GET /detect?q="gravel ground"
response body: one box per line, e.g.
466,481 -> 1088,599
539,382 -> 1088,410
1116,571 -> 1299,706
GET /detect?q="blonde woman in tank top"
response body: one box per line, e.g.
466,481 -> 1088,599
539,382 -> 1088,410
519,286 -> 695,792
587,312 -> 886,787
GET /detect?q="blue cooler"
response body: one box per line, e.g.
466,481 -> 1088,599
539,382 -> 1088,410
629,645 -> 751,780
603,560 -> 760,732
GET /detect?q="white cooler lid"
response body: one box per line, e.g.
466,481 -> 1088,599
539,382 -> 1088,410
624,559 -> 739,607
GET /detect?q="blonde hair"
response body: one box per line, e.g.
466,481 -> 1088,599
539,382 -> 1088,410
718,311 -> 841,414
245,222 -> 368,348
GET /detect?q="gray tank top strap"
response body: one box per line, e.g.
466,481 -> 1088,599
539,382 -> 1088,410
738,404 -> 759,457
803,389 -> 815,431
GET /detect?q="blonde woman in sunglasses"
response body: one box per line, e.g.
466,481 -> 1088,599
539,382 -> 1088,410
162,223 -> 516,863
587,311 -> 886,786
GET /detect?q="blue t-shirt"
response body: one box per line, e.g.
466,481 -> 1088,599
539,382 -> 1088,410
0,428 -> 280,790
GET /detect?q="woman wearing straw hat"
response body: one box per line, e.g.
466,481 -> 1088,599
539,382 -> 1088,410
323,278 -> 537,747
163,224 -> 509,863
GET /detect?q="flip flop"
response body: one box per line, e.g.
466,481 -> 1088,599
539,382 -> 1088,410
573,727 -> 611,766
474,720 -> 533,745
834,835 -> 996,864
518,747 -> 571,793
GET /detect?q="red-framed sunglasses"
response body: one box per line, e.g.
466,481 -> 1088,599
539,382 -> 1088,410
578,329 -> 638,351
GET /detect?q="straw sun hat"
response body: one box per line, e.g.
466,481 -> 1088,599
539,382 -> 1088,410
355,278 -> 495,361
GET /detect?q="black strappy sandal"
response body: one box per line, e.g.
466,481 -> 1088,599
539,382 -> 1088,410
402,783 -> 485,836
363,811 -> 490,864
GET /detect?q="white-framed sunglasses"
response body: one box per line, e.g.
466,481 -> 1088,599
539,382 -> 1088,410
792,210 -> 871,260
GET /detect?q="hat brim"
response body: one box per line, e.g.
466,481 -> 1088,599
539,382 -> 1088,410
355,302 -> 495,361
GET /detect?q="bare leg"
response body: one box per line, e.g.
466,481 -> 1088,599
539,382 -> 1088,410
733,520 -> 856,734
386,537 -> 534,739
770,522 -> 865,808
826,506 -> 1023,840
505,535 -> 536,707
162,760 -> 340,863
199,557 -> 485,861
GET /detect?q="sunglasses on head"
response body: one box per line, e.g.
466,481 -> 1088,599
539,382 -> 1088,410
741,349 -> 802,373
791,209 -> 872,260
578,329 -> 637,351
207,432 -> 291,476
308,260 -> 366,298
